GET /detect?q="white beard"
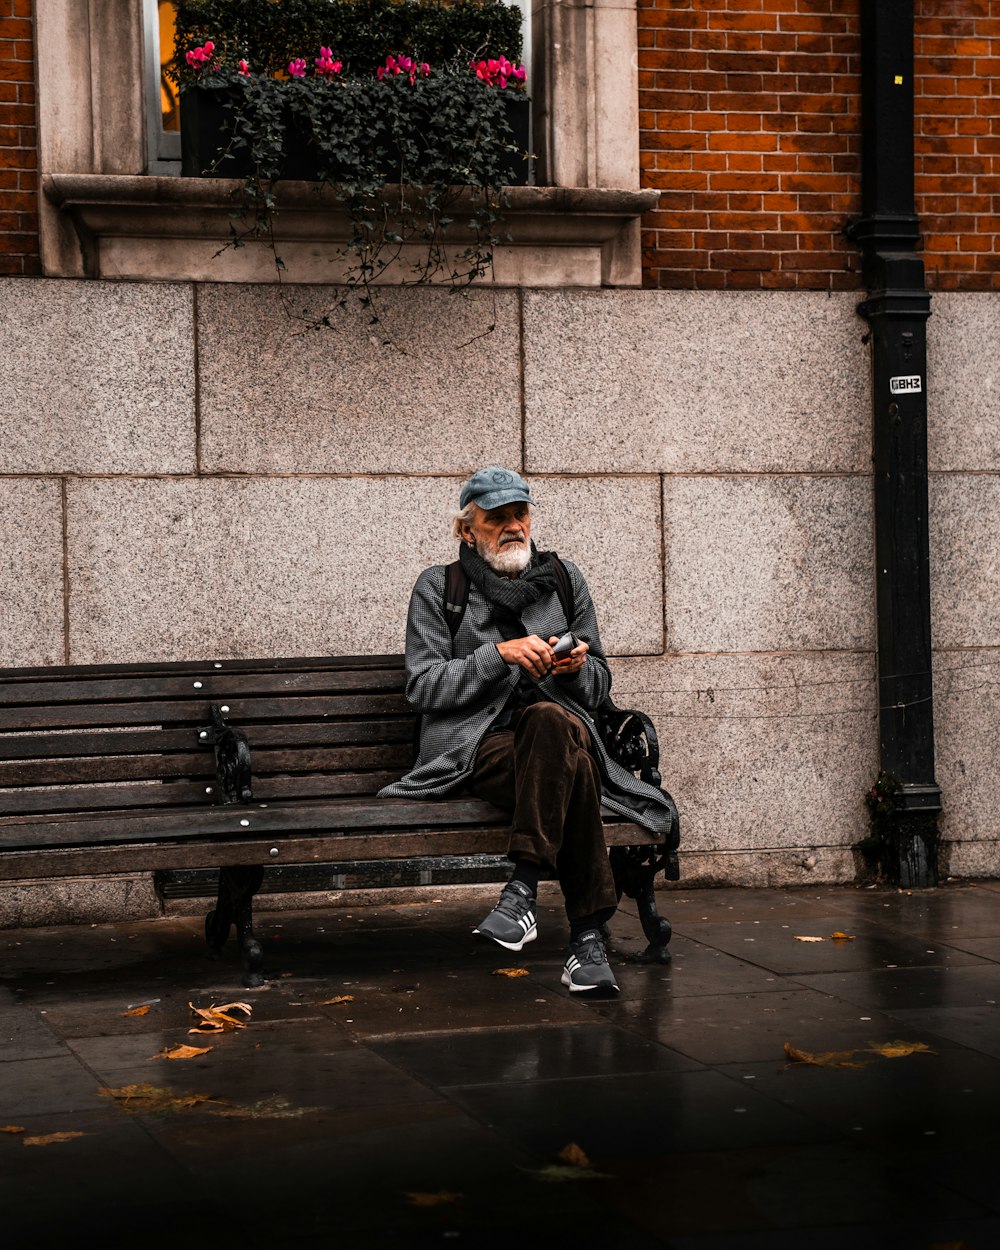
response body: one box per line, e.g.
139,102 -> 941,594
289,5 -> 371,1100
481,538 -> 532,576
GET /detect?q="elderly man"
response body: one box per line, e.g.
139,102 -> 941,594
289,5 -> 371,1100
379,467 -> 675,994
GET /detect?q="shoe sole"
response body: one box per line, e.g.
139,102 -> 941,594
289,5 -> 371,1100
473,922 -> 537,952
560,969 -> 620,994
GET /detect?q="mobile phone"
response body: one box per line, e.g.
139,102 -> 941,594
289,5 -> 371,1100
551,631 -> 578,659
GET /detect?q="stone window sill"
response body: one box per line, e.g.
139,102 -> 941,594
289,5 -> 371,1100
42,175 -> 658,288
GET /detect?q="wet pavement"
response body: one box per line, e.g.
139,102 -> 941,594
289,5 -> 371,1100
2,879 -> 999,1249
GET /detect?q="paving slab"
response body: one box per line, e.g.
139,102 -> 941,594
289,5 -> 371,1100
0,882 -> 998,1247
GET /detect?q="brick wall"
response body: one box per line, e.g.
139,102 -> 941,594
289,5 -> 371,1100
0,0 -> 39,276
916,0 -> 1000,292
639,0 -> 1000,293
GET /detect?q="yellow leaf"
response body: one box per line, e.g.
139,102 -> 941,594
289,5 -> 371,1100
122,1004 -> 150,1017
783,1042 -> 866,1069
794,936 -> 824,943
153,1044 -> 213,1061
829,931 -> 856,943
523,1164 -> 612,1183
404,1191 -> 463,1207
555,1142 -> 591,1168
867,1040 -> 936,1060
23,1132 -> 87,1147
315,995 -> 354,1006
1,1125 -> 25,1134
492,967 -> 529,978
101,1083 -> 218,1114
188,1000 -> 252,1033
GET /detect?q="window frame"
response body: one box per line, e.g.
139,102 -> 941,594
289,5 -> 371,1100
34,0 -> 651,286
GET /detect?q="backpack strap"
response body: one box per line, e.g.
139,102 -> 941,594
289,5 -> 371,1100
443,560 -> 471,638
442,552 -> 575,639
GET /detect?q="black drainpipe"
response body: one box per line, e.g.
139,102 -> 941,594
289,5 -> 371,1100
846,0 -> 940,887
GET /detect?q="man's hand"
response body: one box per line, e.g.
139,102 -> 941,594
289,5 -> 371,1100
496,635 -> 554,679
549,635 -> 589,676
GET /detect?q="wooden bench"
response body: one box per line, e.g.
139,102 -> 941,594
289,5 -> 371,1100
0,655 -> 679,986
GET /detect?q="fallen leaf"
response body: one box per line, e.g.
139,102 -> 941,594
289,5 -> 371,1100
188,1000 -> 252,1033
23,1132 -> 87,1147
1,1125 -> 25,1134
217,1096 -> 321,1120
101,1083 -> 219,1114
523,1164 -> 612,1183
123,1004 -> 150,1017
403,1191 -> 463,1207
783,1042 -> 867,1070
829,931 -> 856,943
315,995 -> 354,1006
794,936 -> 824,943
866,1040 -> 936,1060
153,1044 -> 213,1061
492,967 -> 529,978
555,1142 -> 591,1168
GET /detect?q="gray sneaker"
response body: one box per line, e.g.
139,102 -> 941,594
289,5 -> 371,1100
561,929 -> 620,994
473,880 -> 538,951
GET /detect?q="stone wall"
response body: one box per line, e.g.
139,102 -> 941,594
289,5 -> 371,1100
0,277 -> 997,920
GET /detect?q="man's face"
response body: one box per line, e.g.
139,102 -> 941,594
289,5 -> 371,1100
462,502 -> 532,576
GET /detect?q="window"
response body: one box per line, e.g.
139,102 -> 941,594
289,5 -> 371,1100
144,0 -> 180,172
37,0 -> 653,287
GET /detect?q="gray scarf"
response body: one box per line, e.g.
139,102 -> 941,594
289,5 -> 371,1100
459,541 -> 559,619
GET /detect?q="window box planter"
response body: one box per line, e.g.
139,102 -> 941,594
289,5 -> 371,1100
179,84 -> 531,186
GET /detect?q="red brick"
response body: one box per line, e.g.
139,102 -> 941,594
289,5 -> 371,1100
0,17 -> 31,38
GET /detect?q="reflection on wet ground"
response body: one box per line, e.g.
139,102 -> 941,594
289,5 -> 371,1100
2,880 -> 999,1248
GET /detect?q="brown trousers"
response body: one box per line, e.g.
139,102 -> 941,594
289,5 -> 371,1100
467,701 -> 618,921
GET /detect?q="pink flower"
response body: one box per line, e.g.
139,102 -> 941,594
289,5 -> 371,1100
470,55 -> 526,88
238,59 -> 250,76
185,40 -> 216,69
288,57 -> 307,78
315,46 -> 342,77
377,55 -> 429,84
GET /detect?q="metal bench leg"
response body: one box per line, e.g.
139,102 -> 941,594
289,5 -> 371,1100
609,845 -> 672,964
206,865 -> 266,987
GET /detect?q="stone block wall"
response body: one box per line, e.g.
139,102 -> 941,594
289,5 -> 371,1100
0,277 -> 997,915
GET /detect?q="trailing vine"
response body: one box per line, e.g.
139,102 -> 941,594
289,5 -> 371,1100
169,0 -> 529,341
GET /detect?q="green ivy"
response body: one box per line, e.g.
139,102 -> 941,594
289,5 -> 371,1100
171,0 -> 528,329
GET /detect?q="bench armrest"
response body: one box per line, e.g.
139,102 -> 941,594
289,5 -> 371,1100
197,704 -> 254,804
597,698 -> 661,787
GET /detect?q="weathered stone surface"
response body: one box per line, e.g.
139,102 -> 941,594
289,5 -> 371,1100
523,290 -> 870,473
934,646 -> 1000,855
0,876 -> 160,929
675,848 -> 857,888
612,651 -> 877,857
66,476 -> 462,663
196,285 -> 521,473
928,293 -> 1000,471
0,279 -> 195,473
531,475 -> 662,654
664,474 -> 873,653
930,474 -> 1000,649
0,479 -> 65,668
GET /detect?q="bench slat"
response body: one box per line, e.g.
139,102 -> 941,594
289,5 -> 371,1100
0,770 -> 404,817
0,819 -> 653,881
0,719 -> 415,762
0,796 -> 527,849
0,744 -> 411,789
0,693 -> 411,731
0,666 -> 406,708
0,654 -> 405,683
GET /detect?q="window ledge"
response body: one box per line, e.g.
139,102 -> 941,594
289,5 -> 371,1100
42,174 -> 659,288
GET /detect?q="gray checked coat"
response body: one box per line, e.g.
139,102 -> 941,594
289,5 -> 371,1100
377,557 -> 675,837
